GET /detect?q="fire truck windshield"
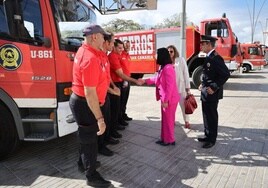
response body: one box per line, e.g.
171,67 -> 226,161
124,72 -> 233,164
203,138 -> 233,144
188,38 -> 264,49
51,0 -> 96,47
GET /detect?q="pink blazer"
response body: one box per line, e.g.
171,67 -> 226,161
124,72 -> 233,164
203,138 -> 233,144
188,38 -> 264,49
146,64 -> 180,104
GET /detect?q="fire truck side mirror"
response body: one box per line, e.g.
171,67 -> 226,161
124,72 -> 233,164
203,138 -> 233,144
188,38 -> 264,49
42,37 -> 51,48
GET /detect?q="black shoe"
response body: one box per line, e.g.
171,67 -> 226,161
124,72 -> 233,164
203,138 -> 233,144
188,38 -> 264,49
99,146 -> 114,156
87,171 -> 111,187
105,137 -> 120,145
123,114 -> 133,121
197,137 -> 209,142
202,142 -> 215,149
155,140 -> 175,146
118,120 -> 129,126
116,125 -> 125,130
111,131 -> 122,138
78,161 -> 101,173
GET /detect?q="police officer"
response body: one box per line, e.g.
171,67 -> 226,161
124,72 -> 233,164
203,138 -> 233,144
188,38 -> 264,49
198,35 -> 230,149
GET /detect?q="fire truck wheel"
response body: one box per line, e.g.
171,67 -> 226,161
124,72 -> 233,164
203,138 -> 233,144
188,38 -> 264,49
192,66 -> 203,88
242,64 -> 250,73
0,102 -> 19,160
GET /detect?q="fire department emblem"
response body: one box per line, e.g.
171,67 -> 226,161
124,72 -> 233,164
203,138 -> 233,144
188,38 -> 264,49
0,44 -> 22,71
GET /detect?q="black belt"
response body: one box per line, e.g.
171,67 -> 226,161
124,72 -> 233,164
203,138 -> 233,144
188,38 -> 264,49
73,93 -> 103,106
73,93 -> 86,100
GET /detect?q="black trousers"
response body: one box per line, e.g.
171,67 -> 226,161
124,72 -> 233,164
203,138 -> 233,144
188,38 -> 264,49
98,94 -> 110,148
202,101 -> 219,143
109,82 -> 122,131
120,81 -> 130,118
69,93 -> 98,177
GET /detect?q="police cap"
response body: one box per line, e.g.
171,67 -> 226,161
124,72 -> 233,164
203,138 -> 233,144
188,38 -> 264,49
200,35 -> 218,43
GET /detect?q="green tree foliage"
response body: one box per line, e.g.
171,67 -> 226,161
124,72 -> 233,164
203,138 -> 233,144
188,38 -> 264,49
154,13 -> 181,29
102,18 -> 144,32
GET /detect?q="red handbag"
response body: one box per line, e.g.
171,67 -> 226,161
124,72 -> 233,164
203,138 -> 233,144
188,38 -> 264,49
184,94 -> 198,114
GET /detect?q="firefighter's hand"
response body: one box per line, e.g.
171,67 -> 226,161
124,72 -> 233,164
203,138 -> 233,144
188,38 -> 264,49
113,86 -> 120,96
137,78 -> 145,85
97,119 -> 106,136
206,87 -> 215,95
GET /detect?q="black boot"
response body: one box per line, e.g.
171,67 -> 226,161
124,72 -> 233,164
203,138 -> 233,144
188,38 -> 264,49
86,170 -> 111,187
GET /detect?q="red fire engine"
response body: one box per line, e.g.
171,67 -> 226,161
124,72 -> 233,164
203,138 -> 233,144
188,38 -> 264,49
115,14 -> 242,88
240,42 -> 267,72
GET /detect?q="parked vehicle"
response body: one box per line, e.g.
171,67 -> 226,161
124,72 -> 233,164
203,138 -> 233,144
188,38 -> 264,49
0,0 -> 99,159
240,42 -> 267,72
115,14 -> 242,88
0,0 -> 158,160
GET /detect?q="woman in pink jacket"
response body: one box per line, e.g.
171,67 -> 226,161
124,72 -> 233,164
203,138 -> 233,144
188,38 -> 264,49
141,48 -> 180,146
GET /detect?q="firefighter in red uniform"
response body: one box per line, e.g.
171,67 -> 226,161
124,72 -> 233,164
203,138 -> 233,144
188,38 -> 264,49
98,32 -> 121,156
69,24 -> 111,187
120,40 -> 133,121
108,39 -> 140,137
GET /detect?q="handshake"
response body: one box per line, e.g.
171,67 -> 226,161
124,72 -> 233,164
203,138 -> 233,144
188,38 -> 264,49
135,78 -> 145,86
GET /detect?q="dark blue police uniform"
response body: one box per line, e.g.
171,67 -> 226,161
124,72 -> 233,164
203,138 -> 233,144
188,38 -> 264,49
201,49 -> 230,145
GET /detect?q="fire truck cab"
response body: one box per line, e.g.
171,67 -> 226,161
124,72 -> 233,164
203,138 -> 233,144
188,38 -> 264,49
0,0 -> 158,160
240,43 -> 267,72
0,0 -> 97,159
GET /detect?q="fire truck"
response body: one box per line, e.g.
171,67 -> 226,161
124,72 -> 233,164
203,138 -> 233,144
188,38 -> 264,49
240,42 -> 267,72
115,14 -> 242,88
0,0 -> 157,159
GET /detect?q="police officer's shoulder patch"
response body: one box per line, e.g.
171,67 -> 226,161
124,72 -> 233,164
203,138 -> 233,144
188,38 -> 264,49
0,44 -> 22,71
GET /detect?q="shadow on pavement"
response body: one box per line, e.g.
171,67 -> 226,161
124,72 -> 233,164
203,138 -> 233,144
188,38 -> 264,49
0,119 -> 267,188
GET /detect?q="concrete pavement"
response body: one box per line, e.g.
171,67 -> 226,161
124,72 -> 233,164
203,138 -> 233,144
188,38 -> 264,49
0,67 -> 268,188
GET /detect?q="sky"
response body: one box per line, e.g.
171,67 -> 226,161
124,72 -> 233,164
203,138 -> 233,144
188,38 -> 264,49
95,0 -> 268,45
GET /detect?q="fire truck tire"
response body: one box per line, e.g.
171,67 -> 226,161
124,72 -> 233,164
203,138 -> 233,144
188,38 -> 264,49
192,66 -> 203,88
0,102 -> 19,160
242,64 -> 250,73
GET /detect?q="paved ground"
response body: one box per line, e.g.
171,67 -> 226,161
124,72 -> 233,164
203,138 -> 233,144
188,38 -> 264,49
1,67 -> 268,188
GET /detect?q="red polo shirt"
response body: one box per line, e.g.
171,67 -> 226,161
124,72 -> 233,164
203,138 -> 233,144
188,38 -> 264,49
72,43 -> 109,104
121,51 -> 131,77
100,51 -> 111,88
108,51 -> 123,82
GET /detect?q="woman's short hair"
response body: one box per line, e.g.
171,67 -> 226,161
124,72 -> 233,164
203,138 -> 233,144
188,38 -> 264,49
156,48 -> 173,68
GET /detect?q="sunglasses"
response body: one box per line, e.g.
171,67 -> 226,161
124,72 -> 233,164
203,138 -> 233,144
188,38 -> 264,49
168,50 -> 174,53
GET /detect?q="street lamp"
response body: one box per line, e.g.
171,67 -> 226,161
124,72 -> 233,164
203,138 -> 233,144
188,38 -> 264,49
259,21 -> 265,44
180,0 -> 186,59
246,0 -> 267,43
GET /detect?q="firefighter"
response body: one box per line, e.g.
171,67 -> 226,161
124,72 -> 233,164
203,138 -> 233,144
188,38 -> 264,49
108,39 -> 140,136
198,35 -> 230,149
120,40 -> 133,122
97,32 -> 121,157
69,24 -> 111,187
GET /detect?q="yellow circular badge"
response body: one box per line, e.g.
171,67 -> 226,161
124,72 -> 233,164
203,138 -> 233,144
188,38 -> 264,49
0,44 -> 22,71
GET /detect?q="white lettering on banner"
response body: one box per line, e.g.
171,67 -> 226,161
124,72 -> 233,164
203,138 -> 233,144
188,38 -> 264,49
31,50 -> 53,59
119,33 -> 154,56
